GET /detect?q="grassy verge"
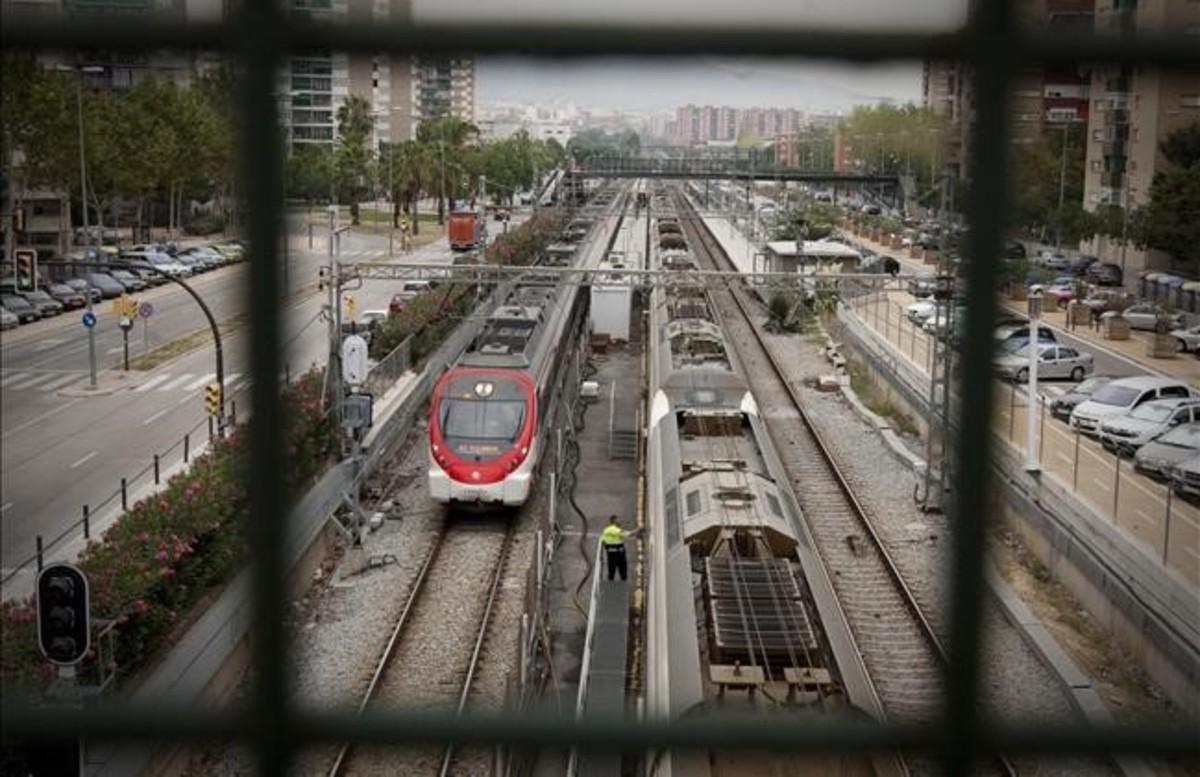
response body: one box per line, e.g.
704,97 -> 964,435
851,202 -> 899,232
844,353 -> 920,437
126,313 -> 248,371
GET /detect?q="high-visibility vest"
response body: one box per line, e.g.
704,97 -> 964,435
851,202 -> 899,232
601,524 -> 625,547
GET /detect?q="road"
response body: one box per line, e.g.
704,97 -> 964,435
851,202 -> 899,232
0,211 -> 521,586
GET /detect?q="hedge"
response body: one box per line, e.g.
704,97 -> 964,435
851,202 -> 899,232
0,370 -> 337,697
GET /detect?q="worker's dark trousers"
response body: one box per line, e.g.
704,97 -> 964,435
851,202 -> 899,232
605,545 -> 628,581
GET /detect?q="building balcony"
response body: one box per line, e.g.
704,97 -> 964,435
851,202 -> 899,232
1104,108 -> 1130,126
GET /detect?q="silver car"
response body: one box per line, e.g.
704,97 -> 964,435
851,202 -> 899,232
1099,398 -> 1200,456
0,305 -> 18,330
994,343 -> 1094,383
1169,324 -> 1200,353
1121,303 -> 1185,332
1168,455 -> 1200,503
1134,423 -> 1200,479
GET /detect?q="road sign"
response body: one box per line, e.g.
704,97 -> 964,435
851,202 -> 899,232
138,302 -> 154,319
119,316 -> 133,330
112,294 -> 138,319
81,312 -> 97,328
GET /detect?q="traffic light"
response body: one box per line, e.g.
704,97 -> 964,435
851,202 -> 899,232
13,206 -> 25,233
36,563 -> 90,665
205,382 -> 222,417
344,294 -> 356,321
15,248 -> 37,292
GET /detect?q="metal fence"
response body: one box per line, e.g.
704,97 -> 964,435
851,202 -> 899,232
4,5 -> 1200,776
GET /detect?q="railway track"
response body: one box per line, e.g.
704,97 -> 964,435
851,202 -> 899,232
328,515 -> 515,777
676,197 -> 1016,777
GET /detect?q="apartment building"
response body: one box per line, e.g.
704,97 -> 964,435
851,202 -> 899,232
1081,0 -> 1200,274
671,104 -> 806,146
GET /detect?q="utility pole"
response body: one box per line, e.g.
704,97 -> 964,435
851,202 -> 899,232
62,65 -> 102,389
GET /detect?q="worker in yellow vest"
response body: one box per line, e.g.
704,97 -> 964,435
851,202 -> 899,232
600,515 -> 639,581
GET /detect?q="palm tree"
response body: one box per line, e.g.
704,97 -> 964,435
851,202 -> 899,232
335,95 -> 374,225
416,116 -> 479,224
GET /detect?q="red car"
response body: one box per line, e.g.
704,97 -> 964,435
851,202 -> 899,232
46,283 -> 88,309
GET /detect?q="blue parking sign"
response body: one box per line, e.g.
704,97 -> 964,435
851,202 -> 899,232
82,312 -> 97,328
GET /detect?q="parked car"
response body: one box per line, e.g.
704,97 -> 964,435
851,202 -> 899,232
211,242 -> 245,262
1133,423 -> 1200,479
994,343 -> 1094,383
1050,377 -> 1112,422
84,272 -> 126,299
19,289 -> 65,317
45,283 -> 87,309
1070,376 -> 1196,436
1004,240 -> 1027,259
108,269 -> 146,292
190,246 -> 227,267
1068,255 -> 1099,276
1,306 -> 19,329
1038,250 -> 1071,271
1029,276 -> 1083,308
388,281 -> 432,315
175,252 -> 212,273
64,277 -> 101,302
1079,289 -> 1134,318
0,294 -> 41,323
1085,262 -> 1123,287
134,252 -> 191,278
133,267 -> 167,287
1099,398 -> 1200,456
907,275 -> 937,297
1121,303 -> 1185,332
905,297 -> 938,324
994,323 -> 1056,353
1168,455 -> 1200,503
1169,324 -> 1200,353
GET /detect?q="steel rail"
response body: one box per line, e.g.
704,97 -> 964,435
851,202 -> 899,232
438,521 -> 517,777
676,197 -> 1017,777
327,525 -> 447,777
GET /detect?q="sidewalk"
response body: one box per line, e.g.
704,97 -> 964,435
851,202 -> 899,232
846,231 -> 1200,385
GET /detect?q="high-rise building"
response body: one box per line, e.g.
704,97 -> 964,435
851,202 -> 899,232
412,58 -> 476,128
1081,0 -> 1200,274
669,104 -> 806,147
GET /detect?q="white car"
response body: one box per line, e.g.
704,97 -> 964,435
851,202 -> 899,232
1098,398 -> 1200,456
0,305 -> 18,330
1038,249 -> 1070,271
905,297 -> 937,324
1070,376 -> 1196,436
1168,455 -> 1200,503
1121,303 -> 1185,332
1169,324 -> 1200,353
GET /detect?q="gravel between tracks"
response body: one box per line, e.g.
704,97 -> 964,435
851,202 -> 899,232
762,321 -> 1115,777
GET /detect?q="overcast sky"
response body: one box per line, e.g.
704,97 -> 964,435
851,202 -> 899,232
415,0 -> 968,113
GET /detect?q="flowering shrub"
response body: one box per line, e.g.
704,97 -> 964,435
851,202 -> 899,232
484,209 -> 566,267
0,370 -> 337,695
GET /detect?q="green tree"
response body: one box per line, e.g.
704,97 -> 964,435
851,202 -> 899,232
285,144 -> 335,204
1009,123 -> 1088,244
335,95 -> 374,225
840,103 -> 948,191
1132,123 -> 1200,264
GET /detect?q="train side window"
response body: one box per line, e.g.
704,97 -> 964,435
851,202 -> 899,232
685,489 -> 702,516
766,492 -> 784,518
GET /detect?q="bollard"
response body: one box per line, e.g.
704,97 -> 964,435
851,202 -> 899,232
1112,453 -> 1121,519
83,505 -> 90,540
1072,428 -> 1081,490
121,478 -> 128,511
154,454 -> 160,484
36,536 -> 44,572
208,415 -> 215,441
230,400 -> 237,427
1163,486 -> 1174,566
184,433 -> 190,463
1038,397 -> 1047,464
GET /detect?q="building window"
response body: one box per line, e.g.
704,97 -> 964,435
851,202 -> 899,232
1181,94 -> 1200,107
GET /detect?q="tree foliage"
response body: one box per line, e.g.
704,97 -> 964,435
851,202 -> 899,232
1010,123 -> 1089,244
566,128 -> 640,162
1132,123 -> 1200,263
839,103 -> 948,190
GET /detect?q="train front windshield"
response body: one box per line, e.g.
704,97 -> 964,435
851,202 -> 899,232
439,378 -> 528,460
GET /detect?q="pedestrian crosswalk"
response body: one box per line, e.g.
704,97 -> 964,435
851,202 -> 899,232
0,369 -> 253,395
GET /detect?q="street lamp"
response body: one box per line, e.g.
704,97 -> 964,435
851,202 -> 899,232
55,63 -> 105,390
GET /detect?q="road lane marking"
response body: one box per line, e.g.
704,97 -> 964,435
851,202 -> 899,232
0,397 -> 84,440
1091,478 -> 1111,491
33,338 -> 66,351
69,450 -> 99,469
1134,509 -> 1156,525
1,372 -> 32,387
7,373 -> 56,390
135,373 -> 174,392
143,408 -> 170,426
42,373 -> 85,390
105,346 -> 125,355
0,502 -> 11,514
222,372 -> 242,389
158,373 -> 194,391
185,373 -> 217,391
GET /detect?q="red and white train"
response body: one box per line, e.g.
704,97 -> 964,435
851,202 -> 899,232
427,248 -> 593,507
